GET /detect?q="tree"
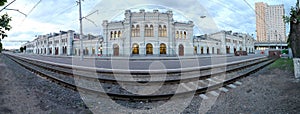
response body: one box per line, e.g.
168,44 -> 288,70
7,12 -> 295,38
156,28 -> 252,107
0,0 -> 12,53
0,0 -> 7,6
0,13 -> 12,39
284,0 -> 300,58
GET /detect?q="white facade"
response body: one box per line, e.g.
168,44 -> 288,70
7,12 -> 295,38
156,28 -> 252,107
23,10 -> 255,57
24,30 -> 76,56
208,31 -> 256,54
101,9 -> 194,56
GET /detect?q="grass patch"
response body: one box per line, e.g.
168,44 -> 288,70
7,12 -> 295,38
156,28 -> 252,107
269,58 -> 294,71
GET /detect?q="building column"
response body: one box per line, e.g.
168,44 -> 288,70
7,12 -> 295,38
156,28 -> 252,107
67,30 -> 74,56
59,33 -> 63,55
140,23 -> 145,56
154,24 -> 159,55
52,46 -> 55,55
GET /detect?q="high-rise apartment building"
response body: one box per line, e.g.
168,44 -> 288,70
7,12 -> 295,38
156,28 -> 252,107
255,2 -> 286,43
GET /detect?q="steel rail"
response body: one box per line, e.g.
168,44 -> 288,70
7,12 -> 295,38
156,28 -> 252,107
6,53 -> 267,74
5,53 -> 269,85
4,54 -> 276,101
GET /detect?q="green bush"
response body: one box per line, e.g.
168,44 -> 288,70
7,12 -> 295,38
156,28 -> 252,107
281,50 -> 288,54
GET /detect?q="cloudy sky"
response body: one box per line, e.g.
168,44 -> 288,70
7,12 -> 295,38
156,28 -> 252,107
0,0 -> 296,49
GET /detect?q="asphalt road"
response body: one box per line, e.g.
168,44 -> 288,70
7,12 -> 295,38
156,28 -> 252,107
9,53 -> 265,70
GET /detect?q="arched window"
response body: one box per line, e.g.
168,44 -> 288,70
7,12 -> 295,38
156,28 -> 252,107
114,31 -> 117,39
160,43 -> 167,54
92,47 -> 95,55
159,25 -> 163,37
150,25 -> 154,37
136,25 -> 140,37
118,31 -> 121,38
176,31 -> 179,39
184,31 -> 187,39
180,31 -> 183,39
110,31 -> 113,39
145,25 -> 149,37
132,43 -> 139,54
131,25 -> 136,37
163,25 -> 167,37
146,43 -> 153,55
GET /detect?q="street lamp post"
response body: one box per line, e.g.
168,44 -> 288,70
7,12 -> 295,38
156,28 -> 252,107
193,38 -> 197,55
99,38 -> 103,56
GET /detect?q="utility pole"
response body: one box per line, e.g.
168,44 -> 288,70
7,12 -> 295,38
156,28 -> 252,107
78,0 -> 84,60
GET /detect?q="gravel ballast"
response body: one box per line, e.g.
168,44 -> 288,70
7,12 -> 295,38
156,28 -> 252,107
0,54 -> 91,113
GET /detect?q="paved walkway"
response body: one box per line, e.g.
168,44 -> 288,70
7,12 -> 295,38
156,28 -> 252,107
5,52 -> 265,70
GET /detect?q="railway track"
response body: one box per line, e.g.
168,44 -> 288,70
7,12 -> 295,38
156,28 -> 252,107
4,53 -> 276,101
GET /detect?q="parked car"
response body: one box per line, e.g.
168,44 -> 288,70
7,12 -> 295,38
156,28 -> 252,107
280,53 -> 289,58
234,51 -> 248,56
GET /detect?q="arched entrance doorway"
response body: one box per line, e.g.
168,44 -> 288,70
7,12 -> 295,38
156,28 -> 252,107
217,49 -> 220,54
113,44 -> 119,56
226,46 -> 230,54
179,44 -> 184,56
55,47 -> 59,55
201,46 -> 204,54
207,47 -> 209,54
234,47 -> 237,53
132,43 -> 139,55
160,43 -> 166,54
146,43 -> 153,55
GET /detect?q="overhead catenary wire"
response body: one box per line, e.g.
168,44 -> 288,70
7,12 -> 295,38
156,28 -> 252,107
26,0 -> 42,17
5,8 -> 27,17
0,0 -> 16,12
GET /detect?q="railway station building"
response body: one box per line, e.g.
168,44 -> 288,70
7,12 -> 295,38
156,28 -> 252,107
23,9 -> 255,57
